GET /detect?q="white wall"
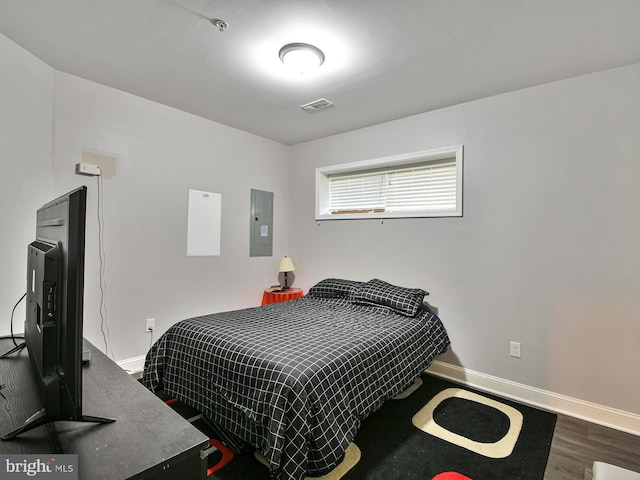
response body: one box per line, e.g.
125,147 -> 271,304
51,72 -> 291,361
289,63 -> 640,416
0,34 -> 55,337
3,28 -> 639,427
0,35 -> 291,360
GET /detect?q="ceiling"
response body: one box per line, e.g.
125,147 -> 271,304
2,0 -> 640,145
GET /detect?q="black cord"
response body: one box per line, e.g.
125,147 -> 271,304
0,341 -> 25,359
10,292 -> 26,347
0,292 -> 27,358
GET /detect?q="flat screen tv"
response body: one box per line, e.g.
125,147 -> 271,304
2,186 -> 114,441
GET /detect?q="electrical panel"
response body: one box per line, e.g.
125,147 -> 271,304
250,189 -> 273,257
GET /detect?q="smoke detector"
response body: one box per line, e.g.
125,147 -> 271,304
211,19 -> 228,32
300,98 -> 334,112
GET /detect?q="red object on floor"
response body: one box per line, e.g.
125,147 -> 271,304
206,438 -> 234,475
432,473 -> 473,480
163,398 -> 234,475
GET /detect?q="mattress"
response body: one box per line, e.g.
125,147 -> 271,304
143,294 -> 449,480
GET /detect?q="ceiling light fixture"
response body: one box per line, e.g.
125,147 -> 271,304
279,43 -> 325,74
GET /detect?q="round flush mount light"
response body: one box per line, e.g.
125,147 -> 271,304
279,43 -> 325,74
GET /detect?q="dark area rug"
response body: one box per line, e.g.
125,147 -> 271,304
340,375 -> 556,480
165,374 -> 557,480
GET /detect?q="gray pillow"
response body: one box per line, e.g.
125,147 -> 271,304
352,278 -> 428,317
307,278 -> 363,299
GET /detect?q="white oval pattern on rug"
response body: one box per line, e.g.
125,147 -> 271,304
412,387 -> 523,459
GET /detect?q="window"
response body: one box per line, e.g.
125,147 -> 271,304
316,145 -> 463,220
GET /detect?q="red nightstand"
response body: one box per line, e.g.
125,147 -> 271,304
261,288 -> 304,306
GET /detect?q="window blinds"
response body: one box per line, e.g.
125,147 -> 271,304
328,159 -> 457,214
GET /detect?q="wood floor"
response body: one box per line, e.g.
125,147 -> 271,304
544,414 -> 640,480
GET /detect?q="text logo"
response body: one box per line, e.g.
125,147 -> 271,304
0,455 -> 77,479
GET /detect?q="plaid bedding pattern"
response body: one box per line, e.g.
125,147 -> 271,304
351,278 -> 428,316
142,296 -> 450,480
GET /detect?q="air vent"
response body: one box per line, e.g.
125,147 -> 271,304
300,98 -> 334,112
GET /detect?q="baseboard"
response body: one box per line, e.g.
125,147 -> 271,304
426,360 -> 640,436
116,354 -> 640,435
117,355 -> 146,376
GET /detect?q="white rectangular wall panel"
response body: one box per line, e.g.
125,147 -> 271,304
187,189 -> 221,256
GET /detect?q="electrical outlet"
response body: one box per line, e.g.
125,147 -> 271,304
145,318 -> 155,333
510,341 -> 522,358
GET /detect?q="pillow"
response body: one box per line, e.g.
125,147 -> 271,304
352,278 -> 428,317
307,278 -> 363,299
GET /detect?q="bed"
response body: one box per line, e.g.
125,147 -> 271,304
142,278 -> 450,480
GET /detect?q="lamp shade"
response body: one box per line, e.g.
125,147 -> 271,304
279,256 -> 295,272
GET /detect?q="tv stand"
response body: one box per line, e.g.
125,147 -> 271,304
1,408 -> 115,441
0,339 -> 209,479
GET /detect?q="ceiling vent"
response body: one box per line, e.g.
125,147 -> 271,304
300,98 -> 334,112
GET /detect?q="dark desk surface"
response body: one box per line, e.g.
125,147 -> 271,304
0,339 -> 209,479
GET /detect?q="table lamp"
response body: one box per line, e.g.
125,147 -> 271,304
279,256 -> 295,289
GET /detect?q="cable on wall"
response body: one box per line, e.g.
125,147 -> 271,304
96,173 -> 115,360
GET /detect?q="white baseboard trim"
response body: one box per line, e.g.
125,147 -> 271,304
426,360 -> 640,436
116,355 -> 146,375
116,354 -> 640,436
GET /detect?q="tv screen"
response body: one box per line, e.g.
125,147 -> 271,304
2,186 -> 114,441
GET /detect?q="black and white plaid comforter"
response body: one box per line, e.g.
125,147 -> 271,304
142,296 -> 449,480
